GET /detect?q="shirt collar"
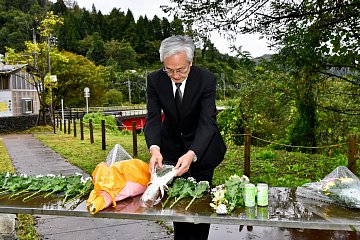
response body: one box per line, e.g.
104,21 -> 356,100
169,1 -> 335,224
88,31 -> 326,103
172,78 -> 187,95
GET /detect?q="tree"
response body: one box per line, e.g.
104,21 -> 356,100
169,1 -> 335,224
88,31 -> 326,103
164,0 -> 360,148
170,16 -> 184,35
106,8 -> 126,40
5,11 -> 64,125
163,0 -> 360,83
152,15 -> 163,41
50,0 -> 68,15
104,40 -> 137,71
50,51 -> 109,107
135,16 -> 152,54
161,18 -> 172,39
104,89 -> 124,106
0,9 -> 33,52
123,9 -> 139,48
57,13 -> 80,52
78,32 -> 105,65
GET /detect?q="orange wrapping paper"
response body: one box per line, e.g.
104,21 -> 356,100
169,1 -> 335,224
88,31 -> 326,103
86,159 -> 150,214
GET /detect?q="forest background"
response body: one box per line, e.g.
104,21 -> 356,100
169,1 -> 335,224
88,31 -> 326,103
1,0 -> 359,154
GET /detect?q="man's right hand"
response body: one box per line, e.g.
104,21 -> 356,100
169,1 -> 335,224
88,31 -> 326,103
149,147 -> 163,173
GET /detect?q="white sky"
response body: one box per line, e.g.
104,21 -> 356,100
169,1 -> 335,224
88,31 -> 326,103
72,0 -> 274,58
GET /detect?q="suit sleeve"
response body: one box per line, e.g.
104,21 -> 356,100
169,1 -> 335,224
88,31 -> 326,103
189,73 -> 219,161
144,73 -> 162,148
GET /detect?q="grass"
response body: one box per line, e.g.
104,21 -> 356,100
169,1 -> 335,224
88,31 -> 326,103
0,137 -> 38,240
32,125 -> 359,187
0,138 -> 16,174
0,125 -> 359,239
35,126 -> 151,174
214,144 -> 353,186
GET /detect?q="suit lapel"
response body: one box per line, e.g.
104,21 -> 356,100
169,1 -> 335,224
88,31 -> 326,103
159,74 -> 179,119
180,68 -> 197,115
159,67 -> 197,121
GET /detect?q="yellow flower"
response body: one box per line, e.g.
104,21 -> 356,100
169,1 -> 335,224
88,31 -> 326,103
323,181 -> 336,192
339,178 -> 353,184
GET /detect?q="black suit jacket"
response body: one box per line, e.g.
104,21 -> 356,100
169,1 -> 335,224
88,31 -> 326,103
144,66 -> 226,173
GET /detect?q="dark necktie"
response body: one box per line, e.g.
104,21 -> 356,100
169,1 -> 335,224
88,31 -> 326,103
175,83 -> 182,112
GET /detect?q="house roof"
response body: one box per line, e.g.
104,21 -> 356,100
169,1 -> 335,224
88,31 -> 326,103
0,64 -> 27,74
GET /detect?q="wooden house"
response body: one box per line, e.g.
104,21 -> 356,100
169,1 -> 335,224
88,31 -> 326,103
0,63 -> 40,117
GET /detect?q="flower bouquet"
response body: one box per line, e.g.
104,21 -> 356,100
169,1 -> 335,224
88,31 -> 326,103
86,144 -> 151,214
0,172 -> 92,207
296,166 -> 360,208
210,174 -> 249,214
140,165 -> 177,207
162,177 -> 209,210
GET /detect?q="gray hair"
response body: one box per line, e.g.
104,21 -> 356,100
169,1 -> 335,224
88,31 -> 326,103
159,35 -> 195,62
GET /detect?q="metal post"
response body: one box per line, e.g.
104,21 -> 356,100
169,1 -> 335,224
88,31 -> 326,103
52,89 -> 55,134
84,87 -> 90,114
221,73 -> 225,99
73,119 -> 77,138
127,70 -> 136,104
244,127 -> 251,177
89,119 -> 94,144
80,119 -> 84,141
128,76 -> 131,104
132,121 -> 138,157
61,99 -> 64,125
101,120 -> 106,150
51,91 -> 56,133
348,134 -> 357,174
86,97 -> 89,114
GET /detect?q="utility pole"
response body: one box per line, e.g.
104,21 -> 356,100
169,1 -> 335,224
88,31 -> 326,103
32,28 -> 37,69
128,70 -> 136,104
128,75 -> 131,104
221,73 -> 226,99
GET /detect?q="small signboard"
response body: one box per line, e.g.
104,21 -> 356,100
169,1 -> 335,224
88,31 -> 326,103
0,91 -> 12,117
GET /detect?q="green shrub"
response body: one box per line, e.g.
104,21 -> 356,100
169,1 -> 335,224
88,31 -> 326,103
83,112 -> 118,132
254,149 -> 276,160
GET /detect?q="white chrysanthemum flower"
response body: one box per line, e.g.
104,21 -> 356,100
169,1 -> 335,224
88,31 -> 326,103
187,177 -> 196,183
21,174 -> 28,178
36,174 -> 43,178
75,172 -> 82,176
81,176 -> 92,184
211,184 -> 224,195
340,188 -> 360,202
240,175 -> 250,183
46,174 -> 56,178
212,189 -> 226,202
198,181 -> 210,187
339,178 -> 354,184
216,204 -> 228,214
229,174 -> 241,181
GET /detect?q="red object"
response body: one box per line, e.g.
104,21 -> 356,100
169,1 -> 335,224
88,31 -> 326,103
120,114 -> 164,131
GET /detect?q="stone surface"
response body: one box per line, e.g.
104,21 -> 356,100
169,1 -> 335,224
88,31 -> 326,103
2,134 -> 173,240
0,213 -> 16,240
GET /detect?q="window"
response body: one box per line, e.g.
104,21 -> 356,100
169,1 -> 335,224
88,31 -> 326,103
22,99 -> 33,114
0,76 -> 9,89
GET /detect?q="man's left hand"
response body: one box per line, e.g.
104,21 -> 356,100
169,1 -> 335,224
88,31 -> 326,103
175,150 -> 196,176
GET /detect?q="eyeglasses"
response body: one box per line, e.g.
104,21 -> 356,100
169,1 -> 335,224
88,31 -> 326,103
163,64 -> 191,75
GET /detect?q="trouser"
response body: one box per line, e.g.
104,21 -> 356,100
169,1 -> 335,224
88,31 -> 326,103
173,222 -> 210,240
173,167 -> 214,240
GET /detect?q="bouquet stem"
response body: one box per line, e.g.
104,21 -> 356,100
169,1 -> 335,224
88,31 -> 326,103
185,197 -> 196,211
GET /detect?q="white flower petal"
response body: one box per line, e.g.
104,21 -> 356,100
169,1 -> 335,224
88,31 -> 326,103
216,204 -> 228,214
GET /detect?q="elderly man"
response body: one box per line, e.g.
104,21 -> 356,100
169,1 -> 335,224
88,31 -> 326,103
144,35 -> 226,240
